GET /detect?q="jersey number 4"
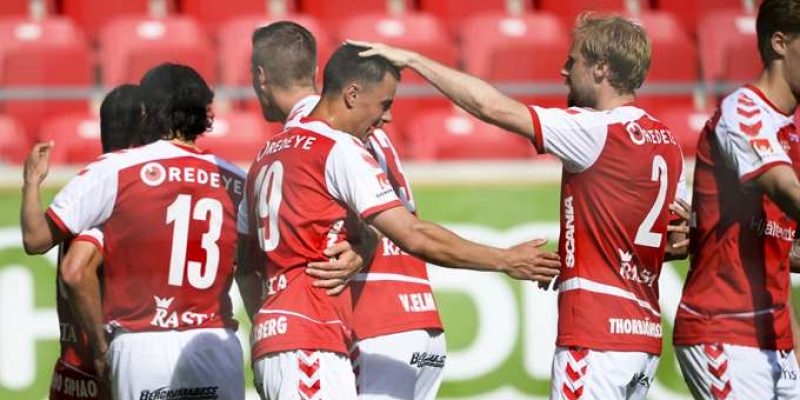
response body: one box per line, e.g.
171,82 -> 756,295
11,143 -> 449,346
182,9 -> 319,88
166,194 -> 222,289
635,155 -> 668,248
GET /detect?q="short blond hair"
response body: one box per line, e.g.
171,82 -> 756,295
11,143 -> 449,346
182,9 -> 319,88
573,13 -> 651,94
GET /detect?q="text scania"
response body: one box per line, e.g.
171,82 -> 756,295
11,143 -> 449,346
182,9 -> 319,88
564,196 -> 575,268
608,318 -> 662,338
254,316 -> 288,341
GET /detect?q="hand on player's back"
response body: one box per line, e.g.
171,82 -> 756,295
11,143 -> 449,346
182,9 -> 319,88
23,141 -> 54,186
307,241 -> 365,296
346,40 -> 416,69
503,239 -> 561,283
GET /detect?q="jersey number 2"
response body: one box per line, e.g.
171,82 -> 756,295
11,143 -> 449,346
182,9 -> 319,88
166,194 -> 222,289
255,161 -> 284,252
635,155 -> 668,248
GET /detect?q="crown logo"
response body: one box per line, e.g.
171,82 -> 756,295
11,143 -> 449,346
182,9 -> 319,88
618,249 -> 633,263
154,296 -> 174,309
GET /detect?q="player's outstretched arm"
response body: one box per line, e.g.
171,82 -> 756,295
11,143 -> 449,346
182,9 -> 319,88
60,240 -> 107,379
370,206 -> 560,282
753,165 -> 800,221
21,142 -> 64,254
348,40 -> 537,143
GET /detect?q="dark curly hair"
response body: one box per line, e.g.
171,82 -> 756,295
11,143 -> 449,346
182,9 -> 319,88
99,84 -> 145,153
139,63 -> 214,143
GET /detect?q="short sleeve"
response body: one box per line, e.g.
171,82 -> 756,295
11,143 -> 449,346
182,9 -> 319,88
715,99 -> 791,182
73,228 -> 104,254
676,160 -> 689,202
46,161 -> 118,236
528,106 -> 609,173
325,140 -> 403,219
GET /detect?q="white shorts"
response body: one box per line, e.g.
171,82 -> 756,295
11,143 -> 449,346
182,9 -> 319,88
676,343 -> 800,399
353,329 -> 446,400
253,350 -> 357,400
107,328 -> 244,400
550,346 -> 659,400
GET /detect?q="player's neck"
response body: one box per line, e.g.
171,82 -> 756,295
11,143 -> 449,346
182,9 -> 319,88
754,66 -> 798,115
594,91 -> 636,111
307,98 -> 358,135
169,138 -> 200,151
276,86 -> 317,121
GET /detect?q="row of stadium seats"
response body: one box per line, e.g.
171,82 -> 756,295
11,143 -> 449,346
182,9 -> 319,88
0,9 -> 760,134
0,1 -> 756,39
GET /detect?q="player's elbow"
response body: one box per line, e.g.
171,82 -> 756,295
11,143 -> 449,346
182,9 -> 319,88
22,234 -> 50,255
59,258 -> 87,289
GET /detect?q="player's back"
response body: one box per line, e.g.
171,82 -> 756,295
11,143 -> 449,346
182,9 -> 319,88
545,106 -> 684,354
675,85 -> 798,349
50,140 -> 245,333
245,117 -> 402,359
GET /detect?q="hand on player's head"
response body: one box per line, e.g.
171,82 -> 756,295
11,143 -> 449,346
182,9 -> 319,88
345,40 -> 416,69
23,141 -> 54,186
306,241 -> 365,296
503,239 -> 561,283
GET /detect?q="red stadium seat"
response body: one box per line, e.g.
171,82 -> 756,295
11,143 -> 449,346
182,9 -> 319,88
651,102 -> 711,158
336,12 -> 456,82
632,11 -> 698,83
0,17 -> 92,135
697,11 -> 759,87
0,0 -> 55,17
0,114 -> 29,164
537,0 -> 648,26
418,0 -> 526,34
179,0 -> 297,33
61,0 -> 177,41
196,111 -> 275,162
38,112 -> 103,164
653,0 -> 748,35
406,108 -> 535,160
300,0 -> 412,28
460,12 -> 569,81
100,15 -> 215,86
217,14 -> 331,86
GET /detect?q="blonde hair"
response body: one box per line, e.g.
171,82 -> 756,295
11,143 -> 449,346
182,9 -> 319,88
573,13 -> 651,94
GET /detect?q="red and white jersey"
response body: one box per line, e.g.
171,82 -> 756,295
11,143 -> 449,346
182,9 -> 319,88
243,117 -> 402,359
529,104 -> 686,355
674,85 -> 799,350
55,229 -> 104,374
47,140 -> 245,334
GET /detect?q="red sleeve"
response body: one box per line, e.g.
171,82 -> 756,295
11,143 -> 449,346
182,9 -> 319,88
528,106 -> 545,154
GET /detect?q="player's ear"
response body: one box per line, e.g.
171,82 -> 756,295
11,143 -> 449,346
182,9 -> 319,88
592,61 -> 608,84
771,31 -> 790,58
252,65 -> 268,93
343,83 -> 360,109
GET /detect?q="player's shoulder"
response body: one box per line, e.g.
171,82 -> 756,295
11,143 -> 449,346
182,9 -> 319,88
718,85 -> 787,135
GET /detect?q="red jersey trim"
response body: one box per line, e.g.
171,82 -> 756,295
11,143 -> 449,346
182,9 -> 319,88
46,208 -> 72,236
73,235 -> 103,255
360,200 -> 403,220
528,106 -> 545,154
744,84 -> 793,117
739,160 -> 792,183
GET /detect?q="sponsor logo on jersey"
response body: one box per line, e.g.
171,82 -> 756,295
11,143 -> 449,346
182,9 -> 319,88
149,296 -> 212,329
381,237 -> 408,256
59,322 -> 78,344
399,292 -> 437,313
617,249 -> 656,286
265,274 -> 287,296
608,318 -> 662,338
749,138 -> 775,157
51,371 -> 99,398
253,316 -> 288,341
626,121 -> 678,146
564,196 -> 575,268
410,352 -> 446,368
258,134 -> 318,158
140,162 -> 167,187
749,217 -> 796,242
139,386 -> 219,400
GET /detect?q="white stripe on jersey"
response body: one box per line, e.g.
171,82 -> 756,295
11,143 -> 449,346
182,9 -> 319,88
352,273 -> 431,286
679,302 -> 781,319
257,309 -> 344,326
559,277 -> 661,317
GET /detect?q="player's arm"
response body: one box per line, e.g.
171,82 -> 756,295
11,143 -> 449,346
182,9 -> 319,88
789,238 -> 800,273
371,207 -> 559,281
752,165 -> 800,221
349,40 -> 536,142
21,142 -> 65,254
60,239 -> 107,377
308,219 -> 379,295
235,233 -> 263,321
